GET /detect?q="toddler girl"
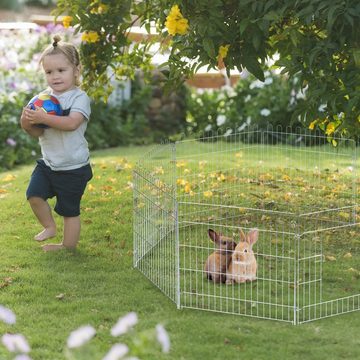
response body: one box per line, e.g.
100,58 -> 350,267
20,35 -> 92,252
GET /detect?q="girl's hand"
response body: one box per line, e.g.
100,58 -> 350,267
20,107 -> 45,137
23,106 -> 48,126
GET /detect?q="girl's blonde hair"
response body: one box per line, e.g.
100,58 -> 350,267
40,35 -> 81,86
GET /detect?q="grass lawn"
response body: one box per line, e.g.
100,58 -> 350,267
1,143 -> 360,360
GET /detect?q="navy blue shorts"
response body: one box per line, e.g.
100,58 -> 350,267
26,160 -> 93,217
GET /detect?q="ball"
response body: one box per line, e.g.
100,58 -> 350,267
28,93 -> 63,128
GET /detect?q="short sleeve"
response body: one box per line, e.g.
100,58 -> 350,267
70,92 -> 91,121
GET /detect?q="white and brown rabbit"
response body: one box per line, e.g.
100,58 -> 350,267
226,228 -> 259,284
204,229 -> 237,284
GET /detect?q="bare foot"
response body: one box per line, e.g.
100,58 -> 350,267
34,228 -> 56,242
42,243 -> 65,252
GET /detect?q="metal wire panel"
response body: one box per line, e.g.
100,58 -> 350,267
133,126 -> 359,324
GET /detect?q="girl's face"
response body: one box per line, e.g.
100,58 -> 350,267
42,53 -> 79,95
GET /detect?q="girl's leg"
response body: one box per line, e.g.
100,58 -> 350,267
42,216 -> 80,252
28,196 -> 56,241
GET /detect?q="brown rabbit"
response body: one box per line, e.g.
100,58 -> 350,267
226,228 -> 259,284
204,229 -> 237,283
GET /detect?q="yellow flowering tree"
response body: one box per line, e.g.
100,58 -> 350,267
55,0 -> 360,139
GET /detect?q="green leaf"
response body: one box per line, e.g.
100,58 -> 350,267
202,38 -> 216,59
239,19 -> 250,34
242,56 -> 265,81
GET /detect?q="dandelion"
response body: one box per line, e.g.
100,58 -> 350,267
102,343 -> 129,360
111,312 -> 138,337
165,5 -> 189,35
199,160 -> 207,168
66,325 -> 96,349
203,190 -> 213,198
81,31 -> 100,43
176,178 -> 186,186
156,324 -> 170,353
2,334 -> 30,353
88,184 -> 96,191
0,305 -> 16,324
62,16 -> 72,28
184,183 -> 191,193
218,44 -> 230,59
153,166 -> 164,175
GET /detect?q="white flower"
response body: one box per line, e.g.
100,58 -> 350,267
204,124 -> 212,132
249,79 -> 265,89
216,114 -> 226,126
244,94 -> 251,102
66,325 -> 96,349
0,305 -> 16,324
1,334 -> 31,353
156,324 -> 170,353
223,129 -> 233,137
260,108 -> 271,116
102,343 -> 129,360
318,104 -> 326,112
111,312 -> 138,337
264,77 -> 273,85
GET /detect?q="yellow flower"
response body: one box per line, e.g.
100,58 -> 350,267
165,5 -> 189,35
203,190 -> 213,198
184,183 -> 191,193
308,120 -> 317,130
81,31 -> 100,43
218,44 -> 230,59
90,3 -> 109,14
176,178 -> 186,186
62,16 -> 72,29
325,122 -> 335,135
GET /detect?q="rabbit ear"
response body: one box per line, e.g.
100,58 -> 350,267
239,228 -> 246,242
247,229 -> 259,246
208,229 -> 219,243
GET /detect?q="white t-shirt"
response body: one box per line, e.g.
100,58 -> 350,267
37,88 -> 91,171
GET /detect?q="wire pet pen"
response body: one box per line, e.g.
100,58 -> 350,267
133,126 -> 359,324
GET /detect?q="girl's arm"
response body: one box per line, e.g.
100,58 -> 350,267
20,107 -> 45,138
23,107 -> 85,131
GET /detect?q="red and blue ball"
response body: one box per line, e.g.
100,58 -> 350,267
28,94 -> 62,128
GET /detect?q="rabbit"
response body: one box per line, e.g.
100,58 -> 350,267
204,229 -> 237,284
226,228 -> 259,284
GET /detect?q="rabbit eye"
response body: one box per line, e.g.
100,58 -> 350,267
244,249 -> 248,253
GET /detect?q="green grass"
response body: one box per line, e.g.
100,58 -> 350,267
1,143 -> 360,360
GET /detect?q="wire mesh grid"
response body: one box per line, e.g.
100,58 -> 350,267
133,126 -> 359,324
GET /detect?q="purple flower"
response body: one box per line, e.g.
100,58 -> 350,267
6,138 -> 17,147
0,305 -> 16,324
1,334 -> 31,353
